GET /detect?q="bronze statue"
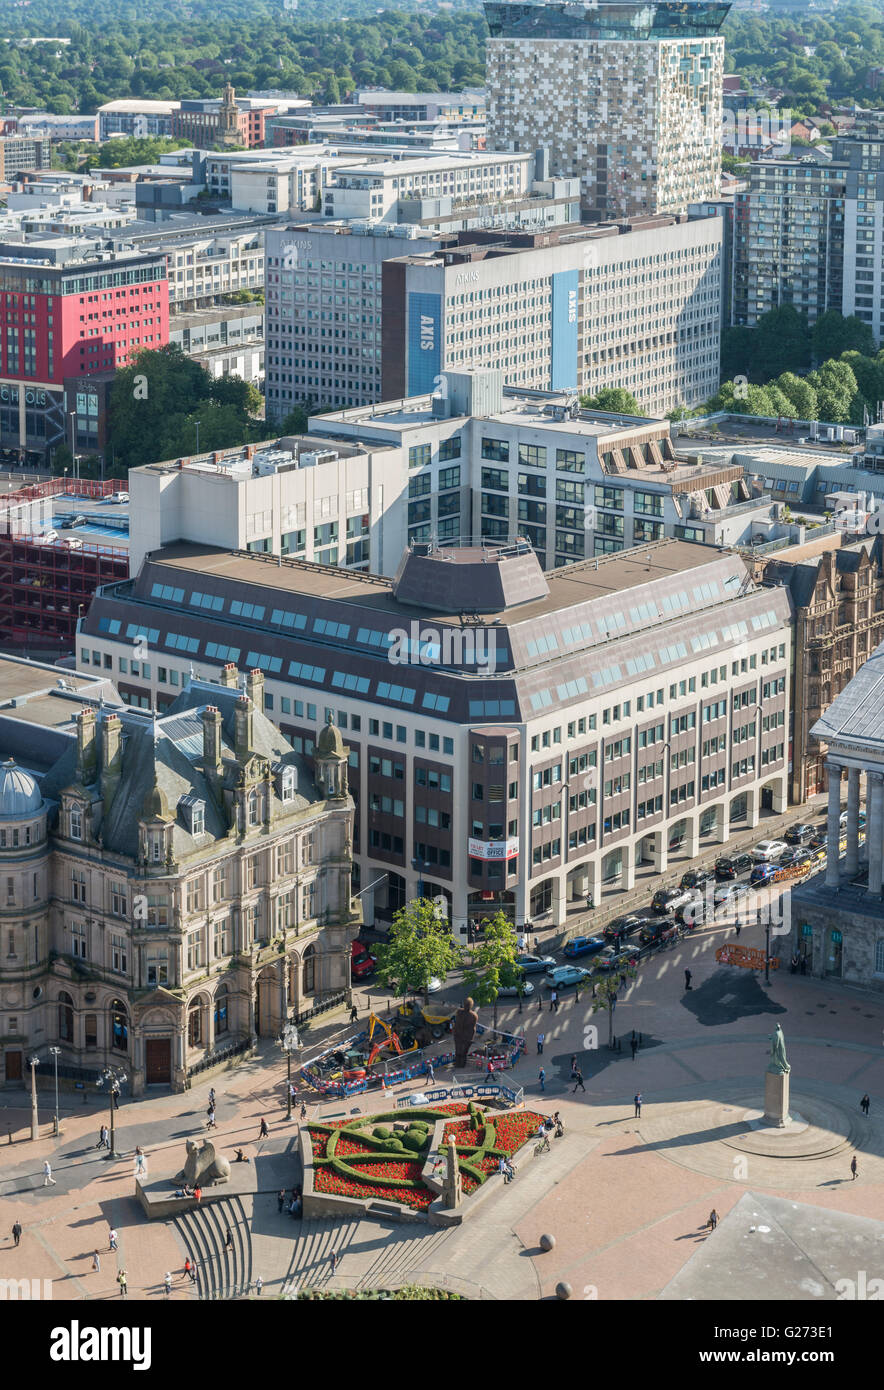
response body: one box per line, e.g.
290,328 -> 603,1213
452,996 -> 478,1068
767,1023 -> 791,1075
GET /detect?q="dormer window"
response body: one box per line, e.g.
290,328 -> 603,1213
247,789 -> 260,826
179,795 -> 206,838
70,805 -> 83,841
279,766 -> 297,804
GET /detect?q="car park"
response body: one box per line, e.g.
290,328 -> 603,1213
714,852 -> 753,880
544,964 -> 592,989
603,914 -> 644,941
60,514 -> 86,529
515,953 -> 556,974
35,530 -> 58,545
784,823 -> 816,845
594,946 -> 634,972
563,934 -> 606,958
62,537 -> 83,550
751,840 -> 788,862
680,867 -> 715,891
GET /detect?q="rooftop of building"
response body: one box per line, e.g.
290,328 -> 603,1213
0,655 -> 118,726
97,100 -> 182,114
0,235 -> 164,268
333,152 -> 529,179
812,636 -> 884,750
355,90 -> 485,105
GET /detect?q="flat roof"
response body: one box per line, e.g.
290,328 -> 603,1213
0,656 -> 117,730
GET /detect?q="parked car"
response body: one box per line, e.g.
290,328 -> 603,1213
60,514 -> 86,529
544,965 -> 592,989
777,846 -> 811,868
751,839 -> 788,862
680,867 -> 715,891
713,883 -> 751,912
594,946 -> 634,972
62,536 -> 83,549
651,886 -> 699,915
516,953 -> 557,974
784,823 -> 816,845
497,976 -> 535,998
35,530 -> 58,544
840,810 -> 866,828
116,491 -> 130,504
749,862 -> 779,886
563,934 -> 606,958
640,918 -> 679,946
715,852 -> 754,880
603,914 -> 645,941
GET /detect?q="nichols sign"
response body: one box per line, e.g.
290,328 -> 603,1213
468,837 -> 519,861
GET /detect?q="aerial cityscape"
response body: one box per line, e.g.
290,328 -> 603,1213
0,0 -> 883,1341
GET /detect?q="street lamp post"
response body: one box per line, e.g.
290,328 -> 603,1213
48,1046 -> 61,1138
411,857 -> 426,900
97,1066 -> 128,1158
279,1022 -> 300,1119
28,1055 -> 40,1141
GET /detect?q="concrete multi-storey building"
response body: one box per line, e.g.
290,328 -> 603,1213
265,216 -> 722,418
353,91 -> 486,124
97,101 -> 180,141
76,539 -> 791,935
484,0 -> 729,219
172,85 -> 276,151
168,304 -> 264,387
0,657 -> 357,1093
0,135 -> 52,182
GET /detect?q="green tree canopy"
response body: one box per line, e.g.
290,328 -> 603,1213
374,898 -> 462,1002
580,387 -> 642,415
462,911 -> 521,1021
812,310 -> 876,362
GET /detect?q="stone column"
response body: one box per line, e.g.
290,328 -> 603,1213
652,831 -> 668,875
746,788 -> 760,830
868,772 -> 884,897
825,761 -> 842,888
622,842 -> 635,892
717,800 -> 730,845
846,766 -> 861,877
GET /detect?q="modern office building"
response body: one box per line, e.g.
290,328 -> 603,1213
484,0 -> 729,219
265,216 -> 722,418
0,238 -> 168,461
353,91 -> 486,124
168,303 -> 264,386
77,539 -> 791,936
0,135 -> 52,182
97,101 -> 180,141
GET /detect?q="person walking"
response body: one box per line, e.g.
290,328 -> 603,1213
11,1221 -> 22,1247
254,1275 -> 263,1296
117,1269 -> 128,1297
426,1061 -> 435,1085
572,1067 -> 586,1094
208,1088 -> 216,1108
536,1031 -> 545,1055
630,1036 -> 638,1061
684,969 -> 692,991
134,1147 -> 146,1176
206,1108 -> 216,1130
851,1155 -> 858,1181
163,1271 -> 172,1296
259,1117 -> 269,1139
349,1003 -> 358,1025
108,1227 -> 118,1252
569,1054 -> 577,1077
330,1250 -> 339,1276
539,1067 -> 546,1092
193,1185 -> 202,1205
42,1160 -> 56,1186
183,1257 -> 193,1282
550,988 -> 559,1014
224,1227 -> 233,1252
634,1092 -> 642,1118
707,1209 -> 719,1231
97,1124 -> 109,1150
277,1189 -> 286,1214
92,1250 -> 100,1274
860,1094 -> 871,1116
734,919 -> 742,939
537,988 -> 543,1012
300,1101 -> 307,1121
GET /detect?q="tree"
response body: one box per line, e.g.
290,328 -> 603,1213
462,911 -> 521,1029
580,387 -> 641,415
374,898 -> 462,1004
773,371 -> 818,420
807,358 -> 859,423
812,310 -> 876,362
578,962 -> 637,1048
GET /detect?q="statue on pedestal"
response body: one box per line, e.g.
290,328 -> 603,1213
442,1135 -> 462,1210
767,1023 -> 791,1075
452,996 -> 478,1068
175,1138 -> 231,1187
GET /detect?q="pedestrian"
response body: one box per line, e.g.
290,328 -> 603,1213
634,1093 -> 642,1118
427,1061 -> 435,1084
92,1250 -> 100,1273
163,1270 -> 172,1296
254,1275 -> 263,1296
349,1004 -> 358,1025
550,988 -> 559,1013
186,1256 -> 197,1284
734,919 -> 742,939
851,1155 -> 858,1181
330,1250 -> 339,1276
861,1093 -> 871,1116
790,952 -> 798,974
569,1054 -> 577,1077
42,1160 -> 56,1186
208,1088 -> 216,1107
536,1031 -> 545,1055
225,1227 -> 233,1251
707,1209 -> 719,1231
183,1257 -> 192,1282
572,1068 -> 586,1094
108,1227 -> 118,1252
277,1188 -> 285,1214
486,1060 -> 495,1082
684,969 -> 692,991
537,988 -> 542,1012
300,1101 -> 307,1120
630,1036 -> 638,1060
539,1067 -> 546,1092
194,1185 -> 202,1204
259,1117 -> 269,1138
117,1269 -> 128,1297
11,1221 -> 22,1247
134,1146 -> 146,1175
498,1156 -> 507,1181
97,1124 -> 109,1150
206,1109 -> 216,1130
288,1082 -> 296,1104
800,955 -> 807,975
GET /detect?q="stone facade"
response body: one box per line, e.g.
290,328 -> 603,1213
0,669 -> 359,1095
486,36 -> 724,219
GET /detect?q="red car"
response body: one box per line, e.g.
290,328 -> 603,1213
351,940 -> 377,980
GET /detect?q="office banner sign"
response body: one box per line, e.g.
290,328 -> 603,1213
468,837 -> 519,860
407,292 -> 442,395
550,269 -> 579,391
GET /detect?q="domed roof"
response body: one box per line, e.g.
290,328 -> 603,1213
317,713 -> 345,759
0,759 -> 43,818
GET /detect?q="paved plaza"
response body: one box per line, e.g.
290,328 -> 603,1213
1,905 -> 883,1301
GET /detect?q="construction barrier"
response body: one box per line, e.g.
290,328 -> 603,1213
716,944 -> 780,971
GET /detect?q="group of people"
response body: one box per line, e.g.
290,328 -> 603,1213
789,952 -> 808,975
278,1187 -> 302,1218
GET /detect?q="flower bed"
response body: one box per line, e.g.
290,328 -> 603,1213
306,1103 -> 544,1216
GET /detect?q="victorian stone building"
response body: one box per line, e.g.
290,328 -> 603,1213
759,536 -> 884,805
0,665 -> 357,1095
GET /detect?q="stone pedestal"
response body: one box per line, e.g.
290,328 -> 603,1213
762,1070 -> 791,1128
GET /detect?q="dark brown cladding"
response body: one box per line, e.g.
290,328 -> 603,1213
381,259 -> 407,400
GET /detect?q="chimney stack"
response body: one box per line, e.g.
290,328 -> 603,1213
201,705 -> 223,769
234,695 -> 253,763
101,712 -> 122,812
76,708 -> 97,783
219,663 -> 239,689
246,668 -> 264,709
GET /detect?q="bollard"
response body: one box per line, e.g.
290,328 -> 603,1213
539,1233 -> 556,1252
